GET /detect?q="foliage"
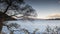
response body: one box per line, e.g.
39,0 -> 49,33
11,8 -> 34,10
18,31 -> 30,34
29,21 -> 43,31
0,0 -> 37,19
0,0 -> 37,34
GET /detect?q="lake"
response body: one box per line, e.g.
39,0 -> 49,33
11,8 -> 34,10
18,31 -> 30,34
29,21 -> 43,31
2,20 -> 60,34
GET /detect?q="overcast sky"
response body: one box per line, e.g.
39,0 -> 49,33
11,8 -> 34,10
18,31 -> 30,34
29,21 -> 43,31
25,0 -> 60,18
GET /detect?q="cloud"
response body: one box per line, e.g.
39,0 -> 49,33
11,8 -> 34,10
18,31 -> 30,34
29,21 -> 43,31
47,13 -> 60,19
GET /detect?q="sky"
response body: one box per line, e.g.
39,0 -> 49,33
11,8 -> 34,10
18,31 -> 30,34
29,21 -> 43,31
25,0 -> 60,19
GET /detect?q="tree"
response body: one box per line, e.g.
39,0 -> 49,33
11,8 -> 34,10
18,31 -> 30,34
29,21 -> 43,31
32,28 -> 39,34
6,23 -> 20,34
20,29 -> 30,34
54,26 -> 60,34
45,25 -> 52,34
0,0 -> 37,34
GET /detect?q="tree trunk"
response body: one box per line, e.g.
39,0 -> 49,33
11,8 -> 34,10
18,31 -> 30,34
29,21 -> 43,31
0,25 -> 3,34
10,31 -> 14,34
0,23 -> 3,33
0,13 -> 5,34
0,18 -> 4,34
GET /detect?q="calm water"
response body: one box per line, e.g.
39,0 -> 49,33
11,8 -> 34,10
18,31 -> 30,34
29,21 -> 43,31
2,20 -> 60,34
